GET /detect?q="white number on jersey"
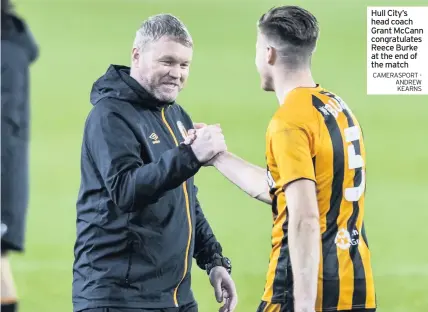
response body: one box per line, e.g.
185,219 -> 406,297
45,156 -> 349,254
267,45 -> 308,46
344,126 -> 365,202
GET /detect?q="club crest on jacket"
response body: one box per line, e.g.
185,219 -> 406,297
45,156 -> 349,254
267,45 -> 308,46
177,121 -> 188,139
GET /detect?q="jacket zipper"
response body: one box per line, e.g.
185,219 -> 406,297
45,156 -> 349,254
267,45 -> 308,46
161,107 -> 192,307
124,240 -> 134,285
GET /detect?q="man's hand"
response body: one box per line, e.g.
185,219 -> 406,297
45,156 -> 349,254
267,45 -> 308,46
181,123 -> 207,146
182,130 -> 197,146
190,123 -> 224,166
189,124 -> 227,164
209,267 -> 238,312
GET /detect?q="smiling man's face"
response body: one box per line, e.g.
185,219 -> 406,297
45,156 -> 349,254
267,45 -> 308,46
131,36 -> 193,102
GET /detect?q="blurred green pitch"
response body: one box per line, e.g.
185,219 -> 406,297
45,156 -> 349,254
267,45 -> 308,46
10,0 -> 428,311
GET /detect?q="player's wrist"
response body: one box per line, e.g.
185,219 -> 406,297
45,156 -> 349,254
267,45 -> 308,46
211,151 -> 227,167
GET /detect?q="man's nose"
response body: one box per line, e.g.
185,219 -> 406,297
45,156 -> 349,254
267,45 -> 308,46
168,66 -> 181,79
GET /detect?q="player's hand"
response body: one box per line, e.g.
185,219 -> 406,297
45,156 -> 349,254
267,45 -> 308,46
191,123 -> 224,166
209,267 -> 238,312
190,124 -> 227,163
185,129 -> 221,167
193,122 -> 208,129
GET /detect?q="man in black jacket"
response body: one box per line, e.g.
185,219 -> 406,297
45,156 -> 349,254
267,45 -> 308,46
1,1 -> 39,311
73,14 -> 237,312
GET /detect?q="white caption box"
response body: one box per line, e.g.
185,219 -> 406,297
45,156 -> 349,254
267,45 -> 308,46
367,7 -> 428,95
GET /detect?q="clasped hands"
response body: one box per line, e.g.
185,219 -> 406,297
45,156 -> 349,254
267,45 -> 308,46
183,123 -> 226,166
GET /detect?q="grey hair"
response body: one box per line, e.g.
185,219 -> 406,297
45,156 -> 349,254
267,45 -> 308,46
133,14 -> 193,51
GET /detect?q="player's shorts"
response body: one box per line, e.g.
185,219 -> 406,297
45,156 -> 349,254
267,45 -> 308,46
256,301 -> 376,312
256,300 -> 291,312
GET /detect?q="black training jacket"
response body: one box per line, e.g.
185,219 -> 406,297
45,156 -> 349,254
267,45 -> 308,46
72,65 -> 223,311
1,10 -> 38,251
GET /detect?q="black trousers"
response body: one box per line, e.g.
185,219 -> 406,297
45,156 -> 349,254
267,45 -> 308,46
81,302 -> 198,312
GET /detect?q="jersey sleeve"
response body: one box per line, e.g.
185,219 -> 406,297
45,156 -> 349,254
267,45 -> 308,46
270,124 -> 316,188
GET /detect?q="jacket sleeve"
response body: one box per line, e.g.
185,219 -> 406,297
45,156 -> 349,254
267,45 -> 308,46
85,108 -> 202,211
193,185 -> 223,270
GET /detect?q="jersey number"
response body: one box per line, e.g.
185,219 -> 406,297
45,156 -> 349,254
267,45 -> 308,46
344,126 -> 365,202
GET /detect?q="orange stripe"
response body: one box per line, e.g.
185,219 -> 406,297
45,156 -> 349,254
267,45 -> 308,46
359,235 -> 376,308
315,116 -> 340,311
337,245 -> 354,310
313,137 -> 329,311
336,115 -> 354,310
262,244 -> 281,302
357,135 -> 376,308
262,193 -> 287,302
336,200 -> 354,311
161,107 -> 192,307
264,302 -> 281,312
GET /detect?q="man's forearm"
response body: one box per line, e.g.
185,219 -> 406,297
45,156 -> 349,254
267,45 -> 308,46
193,196 -> 223,270
212,151 -> 271,204
289,215 -> 320,311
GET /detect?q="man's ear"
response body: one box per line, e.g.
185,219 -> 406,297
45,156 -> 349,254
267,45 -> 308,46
131,48 -> 140,65
267,46 -> 277,65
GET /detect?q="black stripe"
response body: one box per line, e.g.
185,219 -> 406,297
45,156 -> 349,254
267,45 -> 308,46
272,194 -> 279,220
312,95 -> 342,310
272,207 -> 290,303
362,222 -> 369,248
256,300 -> 267,312
345,113 -> 367,307
268,166 -> 279,220
270,195 -> 279,251
312,156 -> 317,195
281,299 -> 294,312
322,91 -> 367,307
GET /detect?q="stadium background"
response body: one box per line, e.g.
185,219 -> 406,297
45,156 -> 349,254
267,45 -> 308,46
8,0 -> 428,311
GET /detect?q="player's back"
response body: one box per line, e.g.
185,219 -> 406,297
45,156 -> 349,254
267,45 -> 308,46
310,88 -> 376,311
265,85 -> 376,311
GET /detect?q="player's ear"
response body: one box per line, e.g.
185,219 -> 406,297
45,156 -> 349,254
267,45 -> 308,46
266,46 -> 276,65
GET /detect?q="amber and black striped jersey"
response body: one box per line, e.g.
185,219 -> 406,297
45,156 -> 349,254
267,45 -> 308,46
262,85 -> 376,311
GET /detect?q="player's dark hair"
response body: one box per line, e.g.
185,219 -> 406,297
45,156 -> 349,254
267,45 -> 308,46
258,6 -> 319,68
